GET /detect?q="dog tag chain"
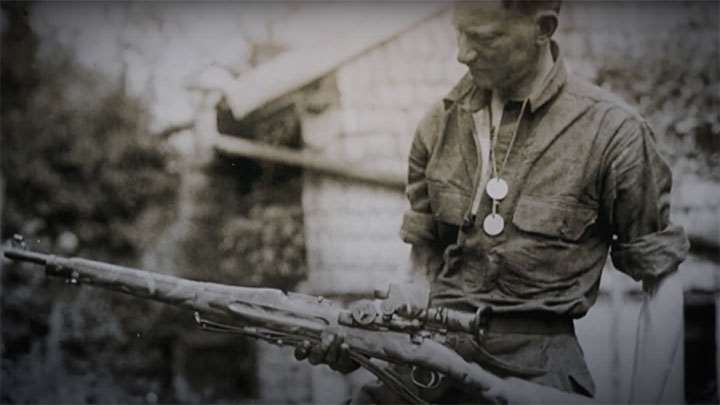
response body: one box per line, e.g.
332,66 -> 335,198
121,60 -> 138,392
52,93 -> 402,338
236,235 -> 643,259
483,98 -> 529,236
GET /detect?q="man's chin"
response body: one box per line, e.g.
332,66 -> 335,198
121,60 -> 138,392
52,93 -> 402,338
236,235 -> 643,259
469,74 -> 493,90
467,68 -> 492,86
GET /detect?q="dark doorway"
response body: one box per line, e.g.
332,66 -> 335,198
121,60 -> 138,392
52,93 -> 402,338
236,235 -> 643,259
685,292 -> 718,404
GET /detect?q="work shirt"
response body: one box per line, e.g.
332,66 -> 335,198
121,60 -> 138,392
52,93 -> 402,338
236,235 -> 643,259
400,42 -> 689,318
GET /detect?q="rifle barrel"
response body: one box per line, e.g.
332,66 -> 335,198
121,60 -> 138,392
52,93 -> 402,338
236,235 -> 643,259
3,247 -> 52,266
2,246 -> 235,317
1,246 -> 340,329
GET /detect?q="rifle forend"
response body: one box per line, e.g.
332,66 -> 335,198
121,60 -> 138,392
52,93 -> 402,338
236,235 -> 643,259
3,245 -> 344,341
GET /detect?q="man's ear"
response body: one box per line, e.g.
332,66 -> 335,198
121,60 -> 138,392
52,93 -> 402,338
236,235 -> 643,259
534,11 -> 558,44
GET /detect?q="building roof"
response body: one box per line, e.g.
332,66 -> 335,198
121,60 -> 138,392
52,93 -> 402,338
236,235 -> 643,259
214,4 -> 448,120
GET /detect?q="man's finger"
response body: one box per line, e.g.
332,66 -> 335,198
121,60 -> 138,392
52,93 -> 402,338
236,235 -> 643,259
338,342 -> 352,364
320,332 -> 338,361
325,334 -> 342,365
294,340 -> 312,361
332,342 -> 359,373
308,335 -> 332,365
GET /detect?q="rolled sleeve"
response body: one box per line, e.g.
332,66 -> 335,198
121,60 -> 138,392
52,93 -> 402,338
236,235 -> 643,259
400,210 -> 436,245
603,115 -> 689,281
611,224 -> 689,282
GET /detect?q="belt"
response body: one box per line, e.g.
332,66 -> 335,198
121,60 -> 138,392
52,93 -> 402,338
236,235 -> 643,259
479,312 -> 575,336
442,310 -> 574,378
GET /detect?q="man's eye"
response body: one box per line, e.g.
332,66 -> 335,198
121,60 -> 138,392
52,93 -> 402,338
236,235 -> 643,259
470,33 -> 499,43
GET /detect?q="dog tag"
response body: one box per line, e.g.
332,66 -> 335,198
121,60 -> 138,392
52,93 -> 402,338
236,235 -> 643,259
483,213 -> 505,236
486,178 -> 508,200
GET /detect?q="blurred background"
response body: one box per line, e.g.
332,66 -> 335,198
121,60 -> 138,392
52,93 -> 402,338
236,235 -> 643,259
1,1 -> 718,404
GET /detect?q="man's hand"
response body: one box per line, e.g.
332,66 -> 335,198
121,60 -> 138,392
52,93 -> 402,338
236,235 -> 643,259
294,326 -> 360,374
294,280 -> 429,375
376,281 -> 430,319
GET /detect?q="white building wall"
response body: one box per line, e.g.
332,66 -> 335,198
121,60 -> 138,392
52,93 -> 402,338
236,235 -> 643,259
301,10 -> 465,297
336,8 -> 464,166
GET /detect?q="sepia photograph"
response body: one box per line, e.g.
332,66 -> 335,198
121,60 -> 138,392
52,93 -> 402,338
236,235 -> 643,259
1,1 -> 718,404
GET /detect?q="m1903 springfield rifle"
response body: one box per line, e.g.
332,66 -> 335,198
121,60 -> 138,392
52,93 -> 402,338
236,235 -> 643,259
3,242 -> 594,404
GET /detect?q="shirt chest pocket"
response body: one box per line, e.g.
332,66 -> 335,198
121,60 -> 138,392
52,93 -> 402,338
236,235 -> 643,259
512,196 -> 598,242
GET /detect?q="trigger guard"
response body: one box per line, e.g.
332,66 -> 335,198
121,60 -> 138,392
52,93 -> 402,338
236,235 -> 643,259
410,365 -> 442,389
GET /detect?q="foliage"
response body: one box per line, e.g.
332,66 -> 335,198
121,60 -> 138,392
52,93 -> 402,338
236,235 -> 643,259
590,8 -> 719,181
176,150 -> 308,291
1,42 -> 180,258
196,102 -> 307,290
219,201 -> 307,290
1,3 -> 183,403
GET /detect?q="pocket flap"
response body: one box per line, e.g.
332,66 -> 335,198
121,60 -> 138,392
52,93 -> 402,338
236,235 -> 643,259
427,180 -> 470,226
512,197 -> 597,241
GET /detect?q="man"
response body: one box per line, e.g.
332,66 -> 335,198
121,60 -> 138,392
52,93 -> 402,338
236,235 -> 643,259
298,1 -> 689,403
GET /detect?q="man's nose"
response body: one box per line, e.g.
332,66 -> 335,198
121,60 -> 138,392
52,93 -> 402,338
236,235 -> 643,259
457,36 -> 478,65
457,48 -> 478,65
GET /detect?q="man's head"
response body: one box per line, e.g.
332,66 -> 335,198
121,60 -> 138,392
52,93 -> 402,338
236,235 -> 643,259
453,1 -> 560,96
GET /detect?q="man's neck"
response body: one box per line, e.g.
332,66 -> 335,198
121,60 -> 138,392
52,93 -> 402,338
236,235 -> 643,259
494,44 -> 554,103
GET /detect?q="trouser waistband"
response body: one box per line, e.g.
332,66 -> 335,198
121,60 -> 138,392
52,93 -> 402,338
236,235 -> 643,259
481,313 -> 575,335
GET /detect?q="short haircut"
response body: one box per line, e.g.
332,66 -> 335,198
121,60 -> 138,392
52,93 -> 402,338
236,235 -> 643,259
501,0 -> 562,15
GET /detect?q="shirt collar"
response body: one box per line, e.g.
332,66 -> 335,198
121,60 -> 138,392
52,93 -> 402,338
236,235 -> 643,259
444,41 -> 566,114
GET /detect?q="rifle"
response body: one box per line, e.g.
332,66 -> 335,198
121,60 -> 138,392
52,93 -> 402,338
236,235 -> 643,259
2,242 -> 594,404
